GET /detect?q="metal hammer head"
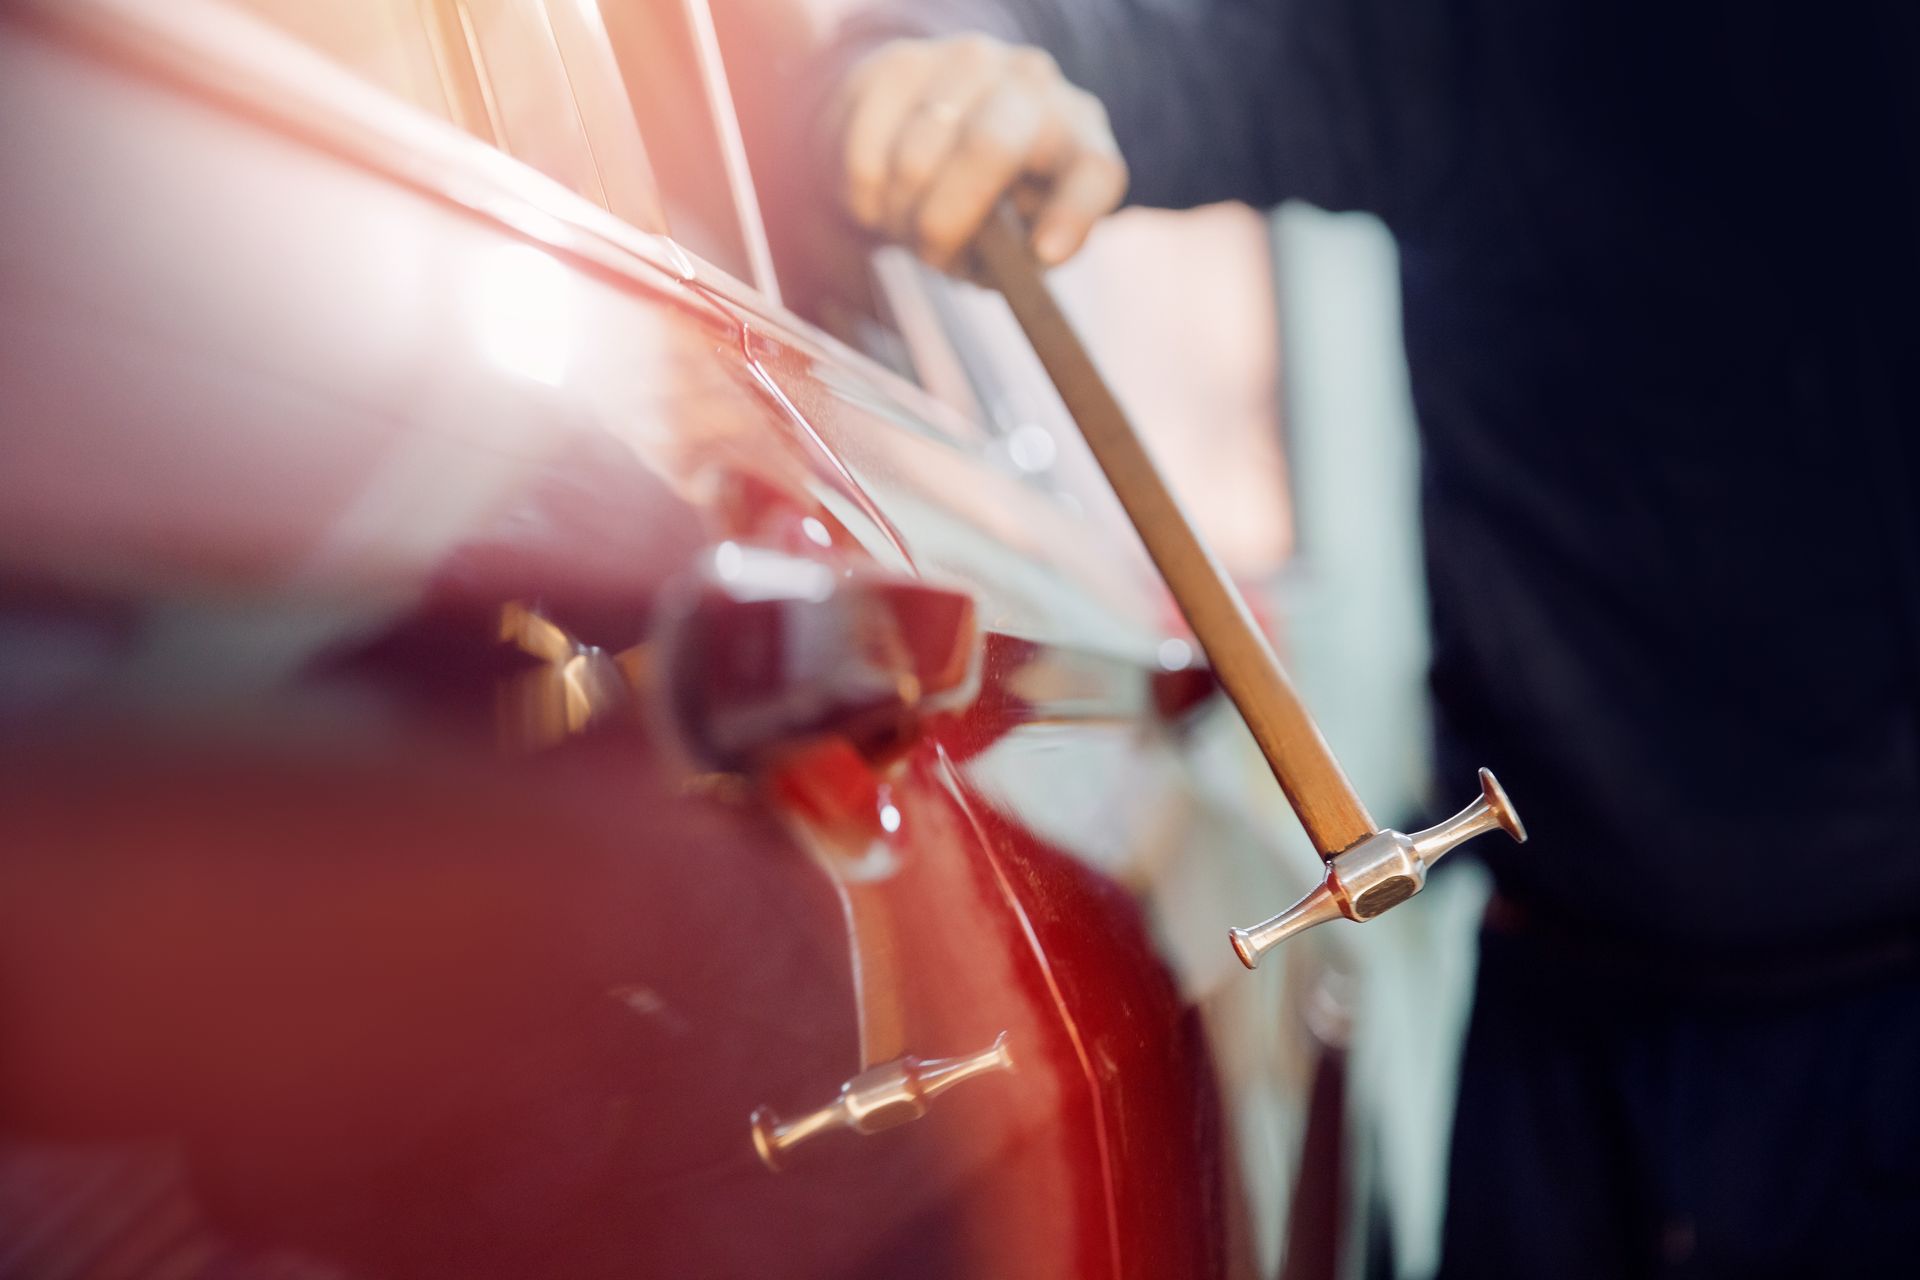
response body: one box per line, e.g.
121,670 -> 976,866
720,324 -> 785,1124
1230,768 -> 1527,969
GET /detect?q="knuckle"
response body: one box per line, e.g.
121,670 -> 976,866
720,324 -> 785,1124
959,112 -> 1019,163
1088,150 -> 1128,184
894,134 -> 942,186
964,86 -> 1041,157
1010,46 -> 1059,80
1085,154 -> 1128,200
843,139 -> 887,188
946,33 -> 1001,65
847,176 -> 886,213
917,205 -> 973,253
1068,87 -> 1113,130
868,39 -> 929,78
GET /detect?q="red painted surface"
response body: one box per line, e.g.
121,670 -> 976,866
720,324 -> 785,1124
0,3 -> 1334,1276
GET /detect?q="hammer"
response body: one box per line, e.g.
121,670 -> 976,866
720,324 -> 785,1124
971,205 -> 1527,967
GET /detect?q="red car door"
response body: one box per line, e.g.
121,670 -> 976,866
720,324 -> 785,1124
0,1 -> 1342,1276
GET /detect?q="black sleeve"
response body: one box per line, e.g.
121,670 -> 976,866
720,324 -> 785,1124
824,0 -> 1463,221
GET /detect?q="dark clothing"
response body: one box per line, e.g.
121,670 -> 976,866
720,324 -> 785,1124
845,0 -> 1920,958
1441,921 -> 1920,1277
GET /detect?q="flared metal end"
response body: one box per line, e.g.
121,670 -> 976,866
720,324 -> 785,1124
1477,767 -> 1527,844
749,1106 -> 785,1172
1229,927 -> 1260,970
1228,881 -> 1344,969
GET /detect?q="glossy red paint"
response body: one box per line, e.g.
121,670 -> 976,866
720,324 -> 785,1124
657,546 -> 981,771
0,2 -> 1340,1276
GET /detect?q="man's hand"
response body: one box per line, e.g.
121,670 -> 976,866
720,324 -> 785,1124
830,34 -> 1128,271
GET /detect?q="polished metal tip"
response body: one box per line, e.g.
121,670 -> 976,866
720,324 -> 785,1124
989,1030 -> 1015,1072
749,1105 -> 784,1172
1227,881 -> 1344,969
1478,767 -> 1528,844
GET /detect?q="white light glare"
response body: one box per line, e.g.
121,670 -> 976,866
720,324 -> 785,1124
470,242 -> 573,387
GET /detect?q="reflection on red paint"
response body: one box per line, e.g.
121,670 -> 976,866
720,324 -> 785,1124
657,545 -> 979,771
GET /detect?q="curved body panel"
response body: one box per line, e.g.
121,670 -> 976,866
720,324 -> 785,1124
0,2 -> 1338,1275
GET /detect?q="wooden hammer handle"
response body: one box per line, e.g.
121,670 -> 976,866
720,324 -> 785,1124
972,204 -> 1375,859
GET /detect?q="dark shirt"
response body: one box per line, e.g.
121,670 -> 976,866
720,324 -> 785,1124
838,0 -> 1920,956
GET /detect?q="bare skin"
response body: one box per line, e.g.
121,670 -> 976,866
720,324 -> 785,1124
830,34 -> 1129,271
